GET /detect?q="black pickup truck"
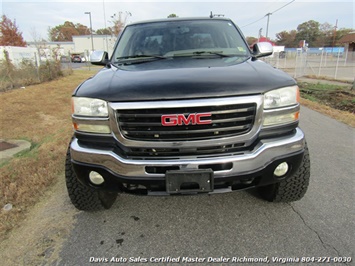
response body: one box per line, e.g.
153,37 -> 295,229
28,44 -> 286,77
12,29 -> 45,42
65,17 -> 310,211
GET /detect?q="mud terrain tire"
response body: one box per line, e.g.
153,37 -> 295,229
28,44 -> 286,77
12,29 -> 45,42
258,143 -> 310,202
65,144 -> 117,211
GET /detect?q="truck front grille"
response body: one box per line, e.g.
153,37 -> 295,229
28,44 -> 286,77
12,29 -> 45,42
116,103 -> 256,141
124,142 -> 249,159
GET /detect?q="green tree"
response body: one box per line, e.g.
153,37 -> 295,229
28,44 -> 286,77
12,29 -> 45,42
275,30 -> 297,47
313,22 -> 334,47
0,15 -> 26,46
75,23 -> 91,35
245,36 -> 258,46
296,20 -> 321,47
96,28 -> 111,35
275,20 -> 354,48
167,14 -> 178,18
336,28 -> 354,45
316,22 -> 353,47
48,21 -> 90,41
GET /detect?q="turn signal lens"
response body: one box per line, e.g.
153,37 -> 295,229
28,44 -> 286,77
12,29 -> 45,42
263,111 -> 299,126
73,123 -> 110,134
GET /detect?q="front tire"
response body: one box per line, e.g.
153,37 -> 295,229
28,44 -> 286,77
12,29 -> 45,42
65,143 -> 117,211
258,143 -> 311,202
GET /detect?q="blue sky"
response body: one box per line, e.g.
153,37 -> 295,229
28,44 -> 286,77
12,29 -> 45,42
1,0 -> 354,41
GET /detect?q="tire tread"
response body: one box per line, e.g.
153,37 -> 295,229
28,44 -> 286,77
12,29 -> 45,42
259,143 -> 311,202
65,145 -> 104,211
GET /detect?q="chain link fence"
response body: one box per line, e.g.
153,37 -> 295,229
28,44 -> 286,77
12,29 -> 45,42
0,47 -> 73,91
262,49 -> 355,82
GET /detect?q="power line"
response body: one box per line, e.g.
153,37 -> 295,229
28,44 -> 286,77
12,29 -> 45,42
241,0 -> 295,29
241,16 -> 265,28
271,0 -> 295,15
265,0 -> 295,38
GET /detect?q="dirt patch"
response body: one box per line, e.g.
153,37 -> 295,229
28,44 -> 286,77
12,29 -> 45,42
0,141 -> 18,151
319,91 -> 355,113
0,178 -> 78,265
299,82 -> 355,114
301,89 -> 355,113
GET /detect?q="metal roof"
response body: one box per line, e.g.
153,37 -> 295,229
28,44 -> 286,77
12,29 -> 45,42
338,33 -> 355,44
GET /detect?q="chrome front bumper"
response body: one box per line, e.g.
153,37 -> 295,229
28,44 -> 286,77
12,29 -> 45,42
70,128 -> 305,179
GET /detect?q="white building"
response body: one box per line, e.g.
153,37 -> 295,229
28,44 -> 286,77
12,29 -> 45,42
27,35 -> 117,61
0,46 -> 40,66
73,35 -> 116,57
2,35 -> 117,65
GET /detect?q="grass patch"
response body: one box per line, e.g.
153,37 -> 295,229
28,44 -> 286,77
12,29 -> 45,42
0,70 -> 94,241
304,75 -> 353,84
302,94 -> 318,102
299,82 -> 355,114
13,142 -> 39,159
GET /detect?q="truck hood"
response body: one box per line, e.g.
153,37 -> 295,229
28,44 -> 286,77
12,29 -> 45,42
74,57 -> 296,102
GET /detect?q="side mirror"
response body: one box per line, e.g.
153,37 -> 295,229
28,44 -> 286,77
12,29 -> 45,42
252,42 -> 273,59
90,51 -> 109,66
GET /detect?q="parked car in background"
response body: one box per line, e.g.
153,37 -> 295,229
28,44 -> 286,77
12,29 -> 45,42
72,55 -> 82,63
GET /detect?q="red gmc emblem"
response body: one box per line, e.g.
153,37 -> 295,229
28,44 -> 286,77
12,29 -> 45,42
161,113 -> 212,126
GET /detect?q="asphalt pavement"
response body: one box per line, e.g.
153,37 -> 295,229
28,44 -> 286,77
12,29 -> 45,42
58,106 -> 355,265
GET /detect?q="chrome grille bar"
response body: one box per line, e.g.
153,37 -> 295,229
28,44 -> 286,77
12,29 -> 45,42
116,103 -> 256,141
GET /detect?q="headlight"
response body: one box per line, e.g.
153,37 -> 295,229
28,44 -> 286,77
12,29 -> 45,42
72,97 -> 110,134
264,86 -> 299,109
263,86 -> 300,127
72,97 -> 108,117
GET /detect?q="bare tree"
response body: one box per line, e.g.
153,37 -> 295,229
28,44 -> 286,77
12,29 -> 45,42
109,12 -> 131,35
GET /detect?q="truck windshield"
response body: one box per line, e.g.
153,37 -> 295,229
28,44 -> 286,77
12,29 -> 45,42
112,19 -> 250,62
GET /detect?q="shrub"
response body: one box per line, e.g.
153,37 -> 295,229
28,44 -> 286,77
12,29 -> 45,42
0,50 -> 72,91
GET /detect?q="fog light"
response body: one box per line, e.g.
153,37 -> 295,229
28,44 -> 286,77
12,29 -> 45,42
274,162 -> 289,177
89,171 -> 104,185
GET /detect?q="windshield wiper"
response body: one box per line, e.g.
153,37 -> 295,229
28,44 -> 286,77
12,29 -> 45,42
173,51 -> 230,58
115,54 -> 168,65
172,51 -> 251,58
116,54 -> 167,60
193,51 -> 230,57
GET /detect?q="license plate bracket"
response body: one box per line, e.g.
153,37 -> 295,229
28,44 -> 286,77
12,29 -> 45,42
165,169 -> 214,194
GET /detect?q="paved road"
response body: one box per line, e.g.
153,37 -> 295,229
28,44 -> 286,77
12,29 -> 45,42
58,106 -> 355,265
61,62 -> 90,70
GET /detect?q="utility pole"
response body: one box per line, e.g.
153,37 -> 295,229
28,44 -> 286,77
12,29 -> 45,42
85,12 -> 94,52
265,13 -> 272,39
264,0 -> 295,40
258,28 -> 263,42
332,19 -> 338,47
102,0 -> 108,51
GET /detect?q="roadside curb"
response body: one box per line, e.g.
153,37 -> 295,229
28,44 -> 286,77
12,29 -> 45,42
0,139 -> 31,163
